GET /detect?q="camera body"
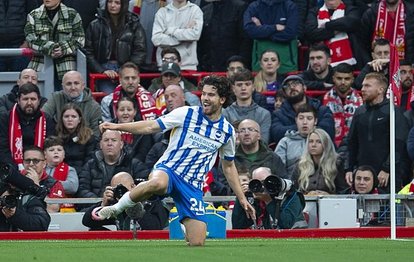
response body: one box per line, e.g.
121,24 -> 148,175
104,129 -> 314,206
248,175 -> 292,199
112,184 -> 129,200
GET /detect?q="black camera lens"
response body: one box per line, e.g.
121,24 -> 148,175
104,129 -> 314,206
263,175 -> 283,195
248,179 -> 264,193
112,184 -> 128,200
0,195 -> 18,208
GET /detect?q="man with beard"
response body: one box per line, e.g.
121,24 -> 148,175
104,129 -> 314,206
95,75 -> 255,246
403,62 -> 414,126
322,63 -> 363,146
270,75 -> 334,144
299,44 -> 335,90
346,72 -> 410,193
399,61 -> 413,110
101,62 -> 159,122
0,83 -> 55,171
0,69 -> 47,115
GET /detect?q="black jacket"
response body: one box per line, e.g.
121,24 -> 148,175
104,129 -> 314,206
0,107 -> 55,166
63,134 -> 97,175
0,0 -> 39,46
347,99 -> 410,191
271,97 -> 335,144
77,149 -> 149,198
198,0 -> 252,71
145,136 -> 169,170
0,85 -> 47,115
124,134 -> 154,163
0,194 -> 50,231
299,66 -> 335,91
84,9 -> 146,73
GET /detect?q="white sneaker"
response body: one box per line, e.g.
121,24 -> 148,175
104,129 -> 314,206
92,206 -> 120,220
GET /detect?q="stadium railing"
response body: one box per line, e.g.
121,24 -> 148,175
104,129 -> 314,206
88,72 -> 328,103
0,48 -> 87,99
46,194 -> 414,228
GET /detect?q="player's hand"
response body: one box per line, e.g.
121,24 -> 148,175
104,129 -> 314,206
99,122 -> 116,133
345,171 -> 353,186
240,198 -> 256,220
378,170 -> 390,187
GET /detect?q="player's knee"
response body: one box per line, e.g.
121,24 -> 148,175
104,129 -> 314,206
188,239 -> 205,247
147,178 -> 167,194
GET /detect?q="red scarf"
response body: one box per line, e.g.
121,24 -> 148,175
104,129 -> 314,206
121,131 -> 134,144
374,0 -> 406,60
38,171 -> 66,198
323,88 -> 363,146
318,2 -> 356,66
154,88 -> 167,115
132,0 -> 167,14
53,162 -> 69,181
9,104 -> 46,167
112,85 -> 158,120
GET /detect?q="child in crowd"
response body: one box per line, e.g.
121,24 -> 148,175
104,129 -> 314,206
44,136 -> 79,212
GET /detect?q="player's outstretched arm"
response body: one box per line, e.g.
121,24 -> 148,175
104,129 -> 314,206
221,160 -> 256,220
99,120 -> 162,135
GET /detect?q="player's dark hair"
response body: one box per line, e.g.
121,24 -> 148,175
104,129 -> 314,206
199,75 -> 232,107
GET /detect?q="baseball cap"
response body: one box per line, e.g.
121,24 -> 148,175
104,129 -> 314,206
161,62 -> 181,76
281,75 -> 305,89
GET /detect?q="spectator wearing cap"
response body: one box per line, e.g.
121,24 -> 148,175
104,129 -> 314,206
147,47 -> 197,94
151,62 -> 200,115
270,75 -> 334,144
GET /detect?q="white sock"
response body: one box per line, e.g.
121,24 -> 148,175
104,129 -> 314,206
113,192 -> 136,212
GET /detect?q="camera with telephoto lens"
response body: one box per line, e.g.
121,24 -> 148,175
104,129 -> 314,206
0,194 -> 19,208
248,175 -> 293,199
112,184 -> 129,200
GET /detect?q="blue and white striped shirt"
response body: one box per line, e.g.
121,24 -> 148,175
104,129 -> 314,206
155,106 -> 235,190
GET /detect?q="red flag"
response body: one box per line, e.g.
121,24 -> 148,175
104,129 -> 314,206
389,43 -> 401,106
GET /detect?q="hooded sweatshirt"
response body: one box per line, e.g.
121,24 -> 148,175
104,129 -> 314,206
275,130 -> 307,178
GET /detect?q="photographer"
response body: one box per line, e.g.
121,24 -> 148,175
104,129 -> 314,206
82,172 -> 169,230
232,167 -> 307,229
0,185 -> 50,232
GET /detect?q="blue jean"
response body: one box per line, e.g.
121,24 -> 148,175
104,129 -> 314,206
96,62 -> 120,94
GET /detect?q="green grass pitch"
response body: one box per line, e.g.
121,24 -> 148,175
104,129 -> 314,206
0,238 -> 412,262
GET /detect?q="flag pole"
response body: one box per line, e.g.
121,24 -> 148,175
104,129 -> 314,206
389,88 -> 396,240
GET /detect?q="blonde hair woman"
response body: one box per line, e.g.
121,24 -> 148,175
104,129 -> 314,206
253,49 -> 284,110
294,128 -> 346,195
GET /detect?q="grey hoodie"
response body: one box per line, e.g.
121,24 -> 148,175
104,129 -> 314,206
222,102 -> 271,144
275,130 -> 307,178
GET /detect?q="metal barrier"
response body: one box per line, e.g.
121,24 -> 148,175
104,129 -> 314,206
89,72 -> 328,100
0,48 -> 87,99
89,71 -> 228,93
46,194 -> 414,228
